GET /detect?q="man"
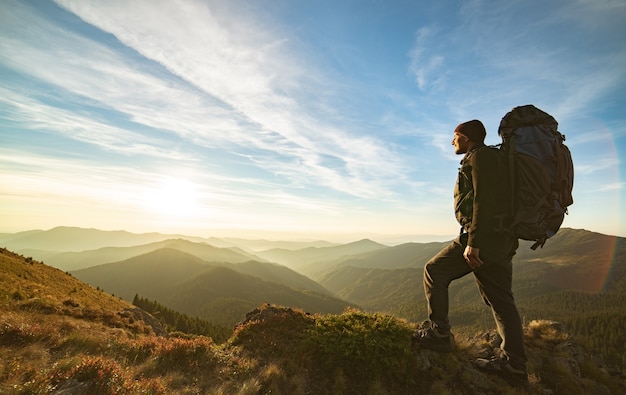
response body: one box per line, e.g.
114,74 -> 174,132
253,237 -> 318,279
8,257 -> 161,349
412,120 -> 528,388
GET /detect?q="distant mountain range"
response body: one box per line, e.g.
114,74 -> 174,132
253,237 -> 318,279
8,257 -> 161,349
25,238 -> 267,272
0,226 -> 337,254
253,238 -> 389,278
0,226 -> 201,252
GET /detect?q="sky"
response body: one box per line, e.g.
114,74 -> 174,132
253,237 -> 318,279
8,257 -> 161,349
1,0 -> 625,243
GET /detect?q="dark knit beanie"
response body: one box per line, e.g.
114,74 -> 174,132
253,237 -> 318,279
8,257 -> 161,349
454,119 -> 486,143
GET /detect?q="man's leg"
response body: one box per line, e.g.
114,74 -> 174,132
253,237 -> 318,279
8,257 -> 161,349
423,235 -> 472,334
473,260 -> 527,371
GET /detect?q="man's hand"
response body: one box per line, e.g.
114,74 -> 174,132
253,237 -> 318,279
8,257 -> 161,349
463,246 -> 484,270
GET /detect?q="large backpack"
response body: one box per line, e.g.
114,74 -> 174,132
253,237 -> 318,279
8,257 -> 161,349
498,105 -> 574,250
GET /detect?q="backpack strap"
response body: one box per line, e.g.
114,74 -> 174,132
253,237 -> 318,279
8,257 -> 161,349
506,137 -> 516,222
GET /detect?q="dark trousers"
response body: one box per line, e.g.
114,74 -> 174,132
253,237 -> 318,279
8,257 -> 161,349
423,233 -> 527,369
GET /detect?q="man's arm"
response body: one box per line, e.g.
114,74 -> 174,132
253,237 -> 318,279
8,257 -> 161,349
466,148 -> 501,249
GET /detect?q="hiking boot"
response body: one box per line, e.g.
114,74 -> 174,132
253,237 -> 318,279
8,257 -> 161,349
412,323 -> 454,352
474,356 -> 529,389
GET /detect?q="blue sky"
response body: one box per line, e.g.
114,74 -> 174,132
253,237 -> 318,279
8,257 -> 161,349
1,0 -> 625,243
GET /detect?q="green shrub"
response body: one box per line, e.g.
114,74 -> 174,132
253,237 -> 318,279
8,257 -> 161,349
304,309 -> 414,389
153,336 -> 216,372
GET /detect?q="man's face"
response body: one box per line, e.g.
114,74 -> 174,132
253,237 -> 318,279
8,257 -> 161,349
452,132 -> 471,154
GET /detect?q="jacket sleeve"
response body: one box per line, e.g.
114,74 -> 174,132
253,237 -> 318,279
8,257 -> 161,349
466,149 -> 504,248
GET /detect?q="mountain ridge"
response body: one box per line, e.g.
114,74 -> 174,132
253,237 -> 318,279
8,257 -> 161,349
254,238 -> 389,273
0,226 -> 208,252
0,226 -> 343,255
34,238 -> 266,271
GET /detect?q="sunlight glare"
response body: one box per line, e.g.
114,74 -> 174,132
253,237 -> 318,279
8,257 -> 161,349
144,177 -> 199,218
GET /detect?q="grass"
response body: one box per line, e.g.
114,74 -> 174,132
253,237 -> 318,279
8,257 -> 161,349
0,307 -> 255,394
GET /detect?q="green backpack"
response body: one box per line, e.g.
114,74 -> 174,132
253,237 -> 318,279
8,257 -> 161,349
498,105 -> 574,250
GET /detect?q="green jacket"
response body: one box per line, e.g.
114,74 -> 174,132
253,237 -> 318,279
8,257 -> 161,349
454,145 -> 513,256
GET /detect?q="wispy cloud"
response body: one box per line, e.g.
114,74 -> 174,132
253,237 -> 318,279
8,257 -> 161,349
0,87 -> 190,160
595,182 -> 626,192
49,0 -> 408,200
408,27 -> 445,91
575,158 -> 619,176
0,8 -> 248,145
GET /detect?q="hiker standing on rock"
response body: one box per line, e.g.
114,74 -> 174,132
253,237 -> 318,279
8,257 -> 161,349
412,120 -> 528,387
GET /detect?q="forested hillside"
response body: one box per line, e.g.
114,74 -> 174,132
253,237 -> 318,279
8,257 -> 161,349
132,294 -> 231,342
73,248 -> 352,327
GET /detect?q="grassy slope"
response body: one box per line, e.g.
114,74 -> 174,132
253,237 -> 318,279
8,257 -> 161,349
0,249 -> 130,314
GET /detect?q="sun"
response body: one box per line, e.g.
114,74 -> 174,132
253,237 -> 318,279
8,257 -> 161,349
145,177 -> 199,218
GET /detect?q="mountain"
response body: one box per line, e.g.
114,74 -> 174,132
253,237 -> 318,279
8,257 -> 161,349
72,248 -> 212,300
34,238 -> 265,271
0,247 -> 165,341
328,241 -> 448,269
0,229 -> 42,243
72,248 -> 350,327
319,228 -> 625,303
514,228 -> 622,292
231,260 -> 332,296
2,247 -> 625,394
167,266 -> 350,327
319,266 -> 420,310
0,247 -> 135,315
0,226 -> 207,252
298,240 -> 448,280
204,236 -> 339,251
0,226 -> 340,257
255,238 -> 388,275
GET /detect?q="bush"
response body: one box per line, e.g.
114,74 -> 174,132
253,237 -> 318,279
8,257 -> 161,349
153,336 -> 216,372
48,356 -> 166,395
0,315 -> 56,346
304,309 -> 414,389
